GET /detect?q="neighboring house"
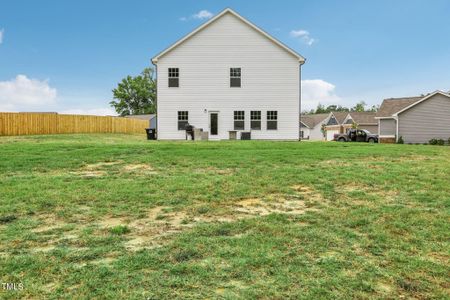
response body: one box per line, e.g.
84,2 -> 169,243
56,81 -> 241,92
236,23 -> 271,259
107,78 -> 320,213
323,112 -> 348,141
300,113 -> 329,140
151,8 -> 305,140
342,112 -> 378,133
125,114 -> 157,129
375,91 -> 450,143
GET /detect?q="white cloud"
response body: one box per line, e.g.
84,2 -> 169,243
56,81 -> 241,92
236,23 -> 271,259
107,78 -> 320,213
0,28 -> 4,44
0,75 -> 57,111
180,10 -> 213,21
59,107 -> 117,116
193,10 -> 213,20
301,79 -> 341,110
290,29 -> 315,46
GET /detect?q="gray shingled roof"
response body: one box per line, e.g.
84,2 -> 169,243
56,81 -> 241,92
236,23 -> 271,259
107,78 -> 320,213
300,113 -> 329,128
331,112 -> 348,124
376,97 -> 423,118
347,112 -> 377,124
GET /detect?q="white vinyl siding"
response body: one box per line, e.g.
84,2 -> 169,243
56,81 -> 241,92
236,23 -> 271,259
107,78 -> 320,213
156,12 -> 300,140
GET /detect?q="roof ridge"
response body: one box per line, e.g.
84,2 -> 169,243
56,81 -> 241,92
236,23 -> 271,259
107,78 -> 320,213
152,8 -> 305,63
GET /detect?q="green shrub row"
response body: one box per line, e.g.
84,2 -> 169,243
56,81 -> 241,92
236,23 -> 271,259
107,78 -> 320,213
397,136 -> 450,145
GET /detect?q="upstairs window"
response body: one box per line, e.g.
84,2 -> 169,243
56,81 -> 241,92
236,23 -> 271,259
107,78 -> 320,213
177,111 -> 188,130
251,111 -> 261,130
230,68 -> 241,87
327,116 -> 338,125
267,111 -> 278,130
168,68 -> 179,87
234,111 -> 245,130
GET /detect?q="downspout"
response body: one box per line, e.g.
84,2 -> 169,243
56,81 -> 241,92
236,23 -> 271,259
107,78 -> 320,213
151,59 -> 158,140
395,115 -> 399,142
299,60 -> 305,141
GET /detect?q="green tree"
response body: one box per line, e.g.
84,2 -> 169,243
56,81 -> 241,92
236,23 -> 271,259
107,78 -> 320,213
110,67 -> 156,116
351,101 -> 367,112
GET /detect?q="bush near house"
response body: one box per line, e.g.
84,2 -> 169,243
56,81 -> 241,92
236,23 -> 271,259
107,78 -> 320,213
429,138 -> 445,145
0,134 -> 448,299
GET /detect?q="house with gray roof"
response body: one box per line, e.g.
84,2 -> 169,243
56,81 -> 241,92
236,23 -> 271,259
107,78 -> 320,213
375,91 -> 450,143
300,113 -> 329,140
342,112 -> 378,133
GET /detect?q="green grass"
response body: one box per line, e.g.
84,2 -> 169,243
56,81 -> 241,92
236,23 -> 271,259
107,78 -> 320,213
0,134 -> 449,299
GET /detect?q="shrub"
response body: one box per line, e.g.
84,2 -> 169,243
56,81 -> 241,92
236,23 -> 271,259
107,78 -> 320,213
397,136 -> 404,144
448,137 -> 450,145
429,138 -> 445,146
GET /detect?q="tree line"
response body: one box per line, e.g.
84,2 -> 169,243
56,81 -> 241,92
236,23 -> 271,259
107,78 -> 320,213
302,102 -> 379,115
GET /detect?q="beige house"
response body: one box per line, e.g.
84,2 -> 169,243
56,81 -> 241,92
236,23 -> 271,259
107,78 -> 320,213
376,91 -> 450,143
342,112 -> 378,133
323,112 -> 348,141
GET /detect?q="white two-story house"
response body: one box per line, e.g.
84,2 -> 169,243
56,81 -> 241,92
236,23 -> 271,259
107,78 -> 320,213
151,8 -> 305,140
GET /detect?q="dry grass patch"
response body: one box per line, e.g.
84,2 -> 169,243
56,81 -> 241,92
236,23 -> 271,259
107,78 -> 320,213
193,166 -> 235,175
84,161 -> 122,169
317,159 -> 352,167
70,170 -> 107,177
31,213 -> 66,233
122,163 -> 157,175
93,185 -> 321,251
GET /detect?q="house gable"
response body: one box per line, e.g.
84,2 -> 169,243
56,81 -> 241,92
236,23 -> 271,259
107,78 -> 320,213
152,8 -> 305,64
395,91 -> 450,116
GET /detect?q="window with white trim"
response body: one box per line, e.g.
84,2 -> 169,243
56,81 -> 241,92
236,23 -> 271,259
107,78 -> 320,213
230,68 -> 241,87
177,111 -> 188,130
267,111 -> 278,130
234,111 -> 245,130
168,68 -> 179,87
251,111 -> 261,130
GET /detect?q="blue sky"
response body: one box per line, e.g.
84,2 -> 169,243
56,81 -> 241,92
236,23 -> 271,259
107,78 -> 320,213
0,0 -> 449,114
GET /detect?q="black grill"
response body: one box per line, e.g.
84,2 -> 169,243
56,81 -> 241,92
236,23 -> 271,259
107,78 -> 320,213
241,132 -> 251,140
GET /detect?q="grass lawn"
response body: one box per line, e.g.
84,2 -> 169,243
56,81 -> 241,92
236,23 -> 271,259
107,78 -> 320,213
0,134 -> 449,299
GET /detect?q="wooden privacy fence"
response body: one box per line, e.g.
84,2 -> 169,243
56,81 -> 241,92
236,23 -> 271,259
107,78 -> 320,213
0,113 -> 149,136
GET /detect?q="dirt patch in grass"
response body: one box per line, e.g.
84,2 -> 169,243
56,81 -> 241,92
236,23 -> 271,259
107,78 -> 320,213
233,196 -> 308,216
70,170 -> 107,178
98,185 -> 321,251
317,159 -> 352,167
344,183 -> 398,197
84,161 -> 122,169
31,214 -> 66,233
193,167 -> 235,175
26,185 -> 322,252
99,216 -> 128,228
292,184 -> 325,202
69,161 -> 158,177
122,163 -> 158,175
